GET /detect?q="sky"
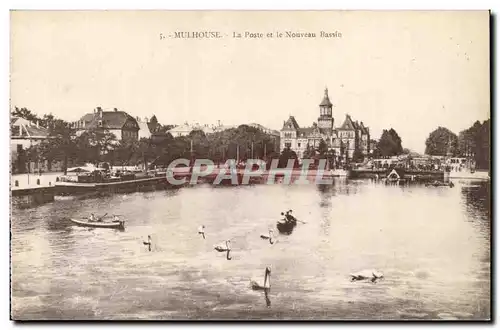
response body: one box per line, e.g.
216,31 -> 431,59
10,10 -> 490,153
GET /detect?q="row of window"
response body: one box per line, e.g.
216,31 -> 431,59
122,130 -> 139,140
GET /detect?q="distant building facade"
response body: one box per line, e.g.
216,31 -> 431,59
248,123 -> 280,138
168,121 -> 237,137
10,117 -> 63,173
136,117 -> 152,140
74,107 -> 140,141
280,88 -> 371,162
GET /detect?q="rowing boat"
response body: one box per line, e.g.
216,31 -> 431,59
276,219 -> 297,235
69,218 -> 125,229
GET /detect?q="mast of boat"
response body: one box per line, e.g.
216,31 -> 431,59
264,143 -> 267,160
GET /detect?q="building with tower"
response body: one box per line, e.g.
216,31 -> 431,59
280,88 -> 371,163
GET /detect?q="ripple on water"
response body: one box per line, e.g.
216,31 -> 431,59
10,180 -> 491,320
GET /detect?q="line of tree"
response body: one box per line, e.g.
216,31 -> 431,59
12,108 -> 283,174
425,119 -> 490,170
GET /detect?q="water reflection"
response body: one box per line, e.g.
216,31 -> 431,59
11,179 -> 491,320
264,288 -> 271,308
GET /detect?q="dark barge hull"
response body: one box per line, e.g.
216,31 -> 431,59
54,176 -> 171,196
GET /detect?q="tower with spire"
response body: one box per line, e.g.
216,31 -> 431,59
318,87 -> 334,131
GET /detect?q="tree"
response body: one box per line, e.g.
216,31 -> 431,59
35,118 -> 78,174
318,139 -> 328,158
11,107 -> 39,122
189,129 -> 210,159
425,127 -> 458,156
352,148 -> 364,162
278,147 -> 298,168
458,119 -> 490,170
76,128 -> 118,164
375,128 -> 404,157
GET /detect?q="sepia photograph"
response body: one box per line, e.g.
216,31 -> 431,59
9,10 -> 491,320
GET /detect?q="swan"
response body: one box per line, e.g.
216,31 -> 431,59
198,225 -> 205,239
349,269 -> 384,282
214,240 -> 232,260
251,266 -> 271,290
143,235 -> 152,252
214,240 -> 231,252
260,229 -> 275,244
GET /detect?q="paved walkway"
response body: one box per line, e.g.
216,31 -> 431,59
11,172 -> 63,190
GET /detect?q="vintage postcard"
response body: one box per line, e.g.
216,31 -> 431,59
9,10 -> 491,320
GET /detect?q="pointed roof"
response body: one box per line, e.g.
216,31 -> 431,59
11,116 -> 49,138
339,114 -> 356,130
282,116 -> 300,130
359,121 -> 369,135
78,109 -> 139,130
319,87 -> 333,107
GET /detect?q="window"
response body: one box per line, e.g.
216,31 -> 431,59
285,142 -> 291,148
298,143 -> 301,148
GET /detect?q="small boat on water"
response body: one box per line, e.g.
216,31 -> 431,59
69,218 -> 125,230
276,219 -> 297,235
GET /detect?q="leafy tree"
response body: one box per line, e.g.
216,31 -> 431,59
318,139 -> 328,158
278,147 -> 298,168
352,148 -> 364,162
11,107 -> 39,122
457,119 -> 490,170
35,118 -> 77,174
375,128 -> 404,157
302,143 -> 315,159
425,127 -> 458,156
76,128 -> 117,164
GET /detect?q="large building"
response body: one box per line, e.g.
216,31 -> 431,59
280,88 -> 371,162
74,107 -> 140,141
10,116 -> 70,173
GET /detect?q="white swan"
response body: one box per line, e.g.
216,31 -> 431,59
260,229 -> 275,244
143,235 -> 152,251
198,225 -> 205,239
251,266 -> 271,290
214,240 -> 231,252
214,240 -> 232,260
349,269 -> 384,282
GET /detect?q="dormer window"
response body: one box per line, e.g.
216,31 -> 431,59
98,120 -> 103,127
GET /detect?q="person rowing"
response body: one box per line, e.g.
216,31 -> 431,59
285,210 -> 297,223
89,213 -> 96,222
